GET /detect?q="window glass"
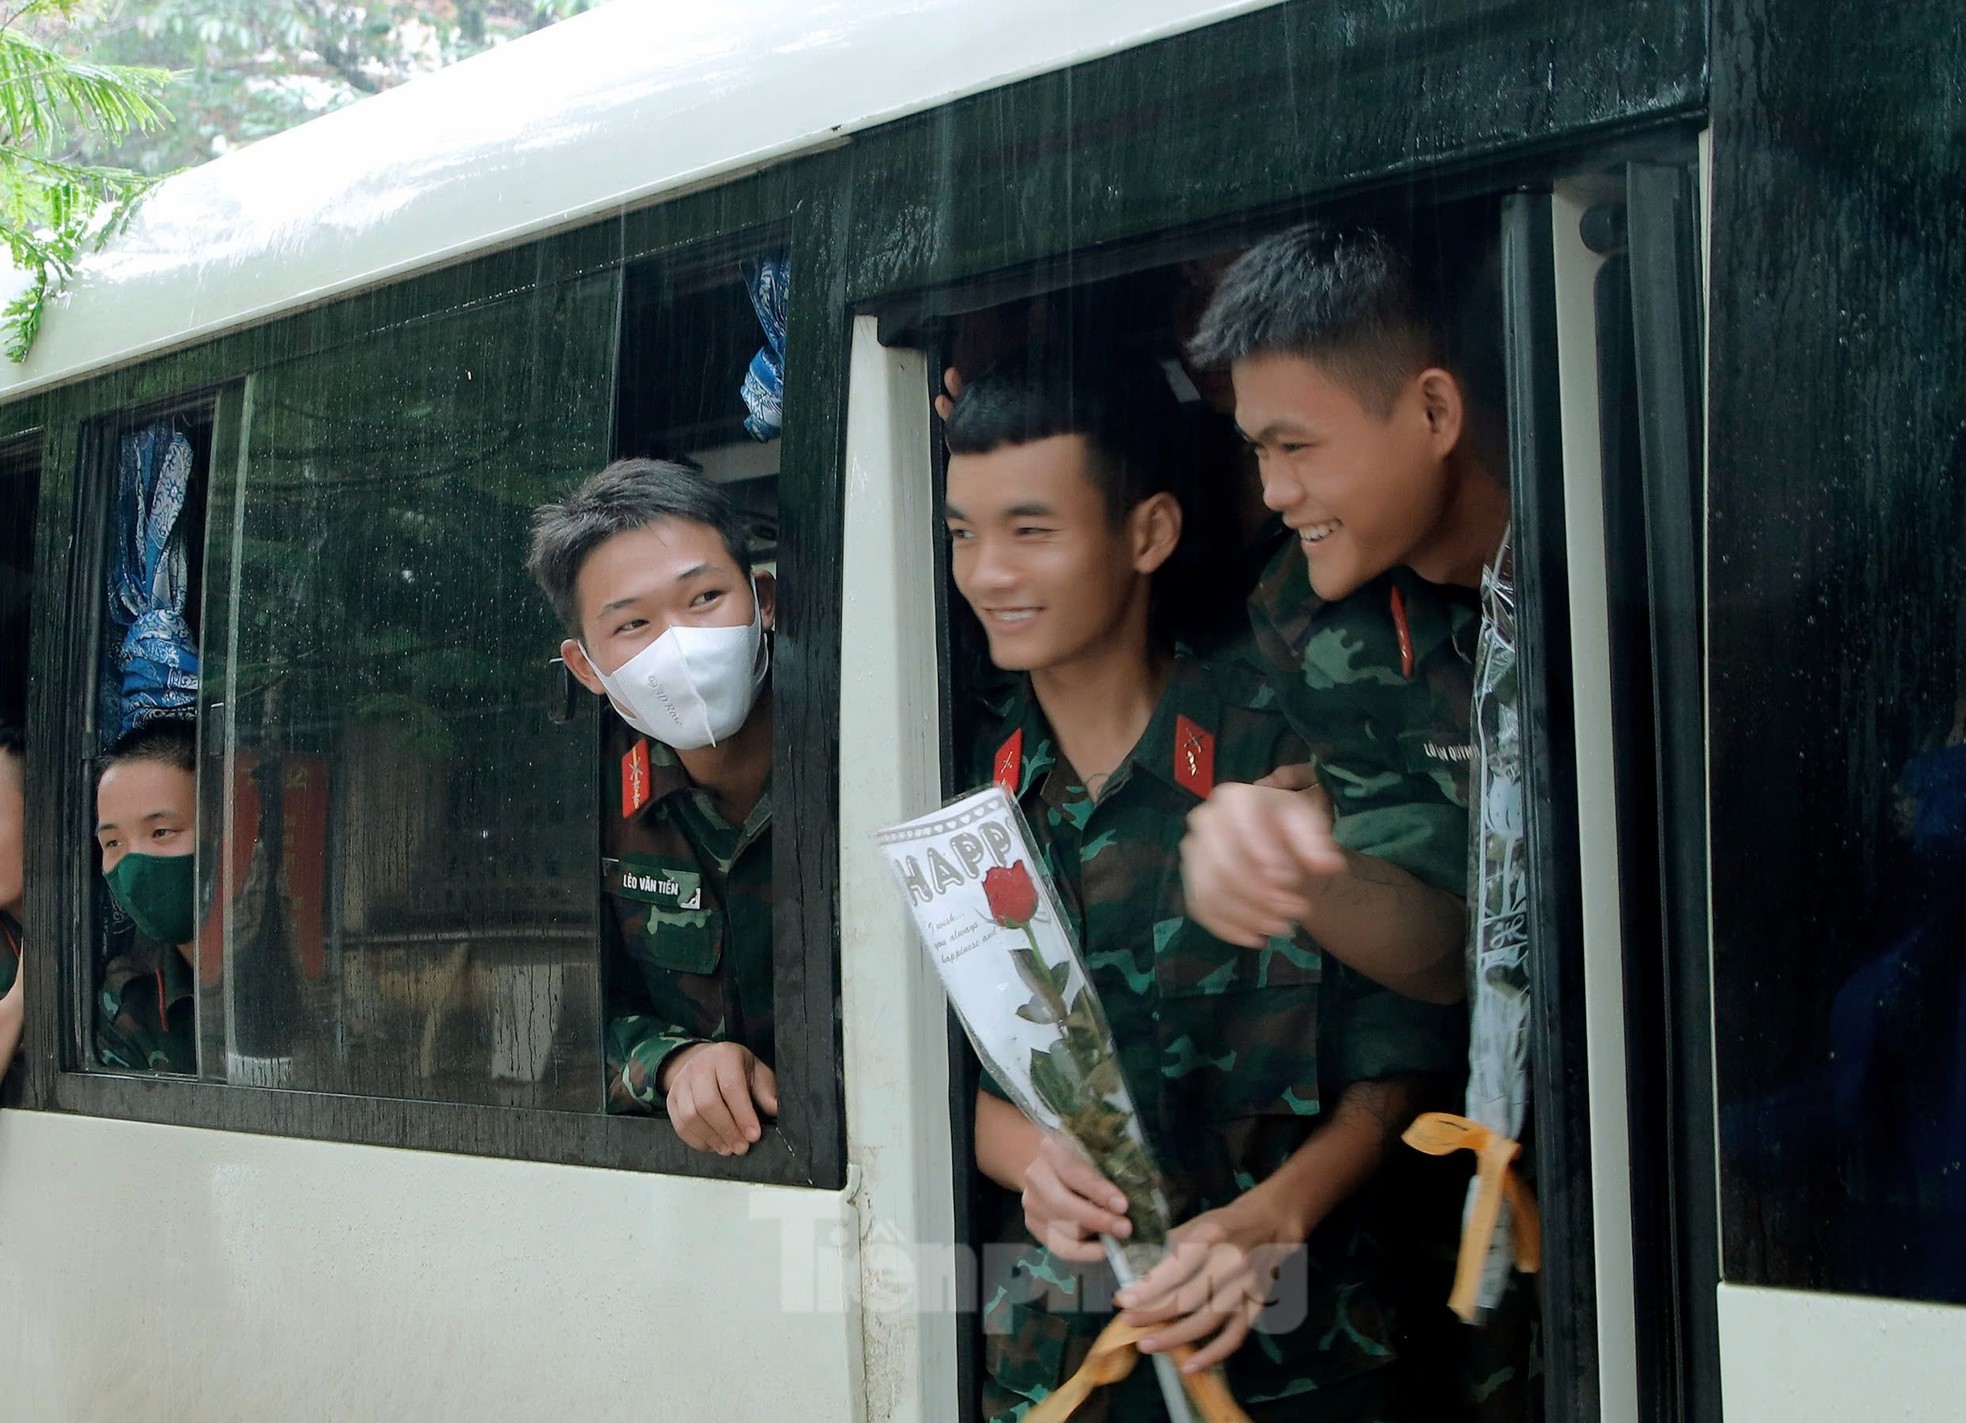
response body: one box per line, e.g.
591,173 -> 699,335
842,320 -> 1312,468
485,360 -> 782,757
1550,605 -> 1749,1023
0,437 -> 40,729
193,273 -> 618,1106
1711,420 -> 1966,1302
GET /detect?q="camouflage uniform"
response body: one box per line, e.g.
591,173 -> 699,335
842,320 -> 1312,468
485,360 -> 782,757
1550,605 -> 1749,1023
1248,539 -> 1540,1422
1247,542 -> 1480,890
601,718 -> 773,1114
0,911 -> 18,999
96,934 -> 196,1074
976,648 -> 1466,1423
1,912 -> 19,1078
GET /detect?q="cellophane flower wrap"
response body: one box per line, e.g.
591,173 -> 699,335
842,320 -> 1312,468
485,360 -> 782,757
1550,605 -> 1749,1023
876,785 -> 1175,1268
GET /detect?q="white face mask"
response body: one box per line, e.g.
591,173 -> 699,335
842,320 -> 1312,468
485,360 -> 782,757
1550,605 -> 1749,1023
587,586 -> 769,750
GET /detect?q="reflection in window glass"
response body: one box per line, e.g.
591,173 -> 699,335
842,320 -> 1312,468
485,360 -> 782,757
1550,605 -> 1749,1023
194,274 -> 619,1107
1713,421 -> 1966,1303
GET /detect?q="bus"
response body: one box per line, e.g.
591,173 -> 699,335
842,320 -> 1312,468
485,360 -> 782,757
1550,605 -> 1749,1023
0,1 -> 1958,1419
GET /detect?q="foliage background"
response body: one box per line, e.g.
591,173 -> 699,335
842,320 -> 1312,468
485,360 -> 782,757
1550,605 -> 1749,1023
44,0 -> 592,174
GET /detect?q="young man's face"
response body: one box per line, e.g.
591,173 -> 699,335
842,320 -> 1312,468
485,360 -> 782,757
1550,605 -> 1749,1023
562,516 -> 774,687
0,751 -> 22,918
945,434 -> 1166,675
1233,351 -> 1456,602
95,759 -> 197,873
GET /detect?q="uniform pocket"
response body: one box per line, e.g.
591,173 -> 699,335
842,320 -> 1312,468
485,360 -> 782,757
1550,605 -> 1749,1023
981,1252 -> 1088,1417
605,855 -> 723,975
1153,921 -> 1322,1121
1396,726 -> 1473,805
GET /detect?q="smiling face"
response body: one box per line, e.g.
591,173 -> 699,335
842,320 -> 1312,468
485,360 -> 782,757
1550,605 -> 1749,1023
945,434 -> 1175,676
1233,351 -> 1462,602
95,757 -> 197,873
560,516 -> 774,688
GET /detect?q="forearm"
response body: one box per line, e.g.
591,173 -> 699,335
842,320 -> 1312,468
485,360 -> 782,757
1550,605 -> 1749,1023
974,1088 -> 1043,1193
1301,850 -> 1466,1004
605,1013 -> 705,1110
1238,1078 -> 1417,1243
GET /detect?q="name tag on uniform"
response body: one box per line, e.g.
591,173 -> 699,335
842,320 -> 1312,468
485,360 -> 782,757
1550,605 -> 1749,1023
606,857 -> 704,912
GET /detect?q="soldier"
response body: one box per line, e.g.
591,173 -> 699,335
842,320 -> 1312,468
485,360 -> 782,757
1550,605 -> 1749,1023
93,718 -> 199,1074
1,726 -> 23,1079
1179,222 -> 1531,1414
527,459 -> 777,1156
945,346 -> 1464,1421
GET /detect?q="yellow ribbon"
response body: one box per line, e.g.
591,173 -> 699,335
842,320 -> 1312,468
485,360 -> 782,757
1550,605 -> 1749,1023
1402,1112 -> 1541,1323
1023,1316 -> 1253,1423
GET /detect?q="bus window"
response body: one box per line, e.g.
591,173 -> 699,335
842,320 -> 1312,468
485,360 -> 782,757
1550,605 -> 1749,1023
90,406 -> 215,1079
188,274 -> 618,1106
581,239 -> 786,1141
920,202 -> 1516,1423
1712,419 -> 1966,1304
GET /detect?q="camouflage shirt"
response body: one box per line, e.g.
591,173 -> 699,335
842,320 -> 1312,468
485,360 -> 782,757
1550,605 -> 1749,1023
1247,540 -> 1480,894
976,649 -> 1466,1420
96,934 -> 196,1074
2,913 -> 19,1078
602,720 -> 773,1114
0,911 -> 18,999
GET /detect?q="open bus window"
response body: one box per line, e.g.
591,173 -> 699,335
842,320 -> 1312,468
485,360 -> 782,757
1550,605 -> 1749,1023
89,408 -> 214,1078
579,239 -> 787,1140
922,204 -> 1515,1423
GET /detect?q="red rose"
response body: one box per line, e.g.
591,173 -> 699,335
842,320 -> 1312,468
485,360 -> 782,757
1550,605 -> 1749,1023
983,862 -> 1039,929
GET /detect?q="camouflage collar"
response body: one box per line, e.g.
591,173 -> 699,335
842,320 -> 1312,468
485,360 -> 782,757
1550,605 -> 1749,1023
1250,541 -> 1479,673
995,655 -> 1226,809
112,934 -> 194,1007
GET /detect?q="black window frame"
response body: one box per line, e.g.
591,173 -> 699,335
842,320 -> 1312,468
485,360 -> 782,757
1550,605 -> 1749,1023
14,166 -> 850,1191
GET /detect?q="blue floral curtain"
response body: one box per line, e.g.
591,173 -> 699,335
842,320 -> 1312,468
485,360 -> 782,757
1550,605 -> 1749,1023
101,421 -> 200,743
740,256 -> 788,442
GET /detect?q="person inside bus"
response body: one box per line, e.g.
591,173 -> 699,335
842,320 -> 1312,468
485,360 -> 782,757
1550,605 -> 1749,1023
527,458 -> 777,1155
1176,222 -> 1531,1411
94,717 -> 199,1074
944,344 -> 1464,1422
1,726 -> 25,1080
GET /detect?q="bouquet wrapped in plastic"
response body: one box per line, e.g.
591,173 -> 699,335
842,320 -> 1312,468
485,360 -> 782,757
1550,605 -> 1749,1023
878,785 -> 1244,1423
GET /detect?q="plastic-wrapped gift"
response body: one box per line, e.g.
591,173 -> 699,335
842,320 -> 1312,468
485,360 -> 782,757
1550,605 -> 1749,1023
879,784 -> 1233,1423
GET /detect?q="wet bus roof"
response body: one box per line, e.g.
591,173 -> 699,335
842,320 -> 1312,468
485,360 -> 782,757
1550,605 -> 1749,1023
0,0 -> 1283,401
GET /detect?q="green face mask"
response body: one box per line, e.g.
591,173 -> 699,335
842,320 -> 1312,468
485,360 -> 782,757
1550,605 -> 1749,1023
104,851 -> 196,946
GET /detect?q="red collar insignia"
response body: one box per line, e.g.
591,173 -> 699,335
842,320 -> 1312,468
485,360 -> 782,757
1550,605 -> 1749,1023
621,738 -> 652,818
994,729 -> 1023,796
1174,715 -> 1215,798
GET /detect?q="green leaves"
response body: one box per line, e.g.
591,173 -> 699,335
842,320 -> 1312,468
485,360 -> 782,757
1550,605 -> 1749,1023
0,1 -> 170,360
1020,961 -> 1173,1247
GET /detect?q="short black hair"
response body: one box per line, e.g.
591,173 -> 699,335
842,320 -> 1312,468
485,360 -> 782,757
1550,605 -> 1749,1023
0,725 -> 21,770
100,718 -> 195,780
944,342 -> 1182,525
527,458 -> 754,636
1186,222 -> 1439,414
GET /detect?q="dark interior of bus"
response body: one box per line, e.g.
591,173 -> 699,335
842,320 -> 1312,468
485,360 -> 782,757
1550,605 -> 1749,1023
0,436 -> 40,734
615,242 -> 784,569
